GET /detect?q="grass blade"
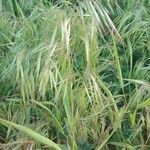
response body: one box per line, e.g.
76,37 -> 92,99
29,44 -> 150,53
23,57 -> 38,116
0,118 -> 61,150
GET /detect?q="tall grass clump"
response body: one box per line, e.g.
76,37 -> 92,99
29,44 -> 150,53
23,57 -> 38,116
0,0 -> 150,149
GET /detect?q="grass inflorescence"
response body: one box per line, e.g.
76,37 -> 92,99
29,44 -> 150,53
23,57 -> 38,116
0,0 -> 150,149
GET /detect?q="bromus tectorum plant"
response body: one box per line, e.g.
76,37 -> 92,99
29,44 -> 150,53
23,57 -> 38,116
0,0 -> 150,149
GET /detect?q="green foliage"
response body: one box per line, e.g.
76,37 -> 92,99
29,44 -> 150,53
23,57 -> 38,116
0,0 -> 150,149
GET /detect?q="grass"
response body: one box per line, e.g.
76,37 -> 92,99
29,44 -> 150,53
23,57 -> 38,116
0,0 -> 150,149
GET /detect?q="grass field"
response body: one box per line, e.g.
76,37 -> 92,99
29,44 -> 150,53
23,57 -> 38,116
0,0 -> 150,149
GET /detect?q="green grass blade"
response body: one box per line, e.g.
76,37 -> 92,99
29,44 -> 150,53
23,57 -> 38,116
0,118 -> 61,150
112,34 -> 124,94
32,100 -> 65,135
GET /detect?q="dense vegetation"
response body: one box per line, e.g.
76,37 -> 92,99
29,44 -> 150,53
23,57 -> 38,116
0,0 -> 150,149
